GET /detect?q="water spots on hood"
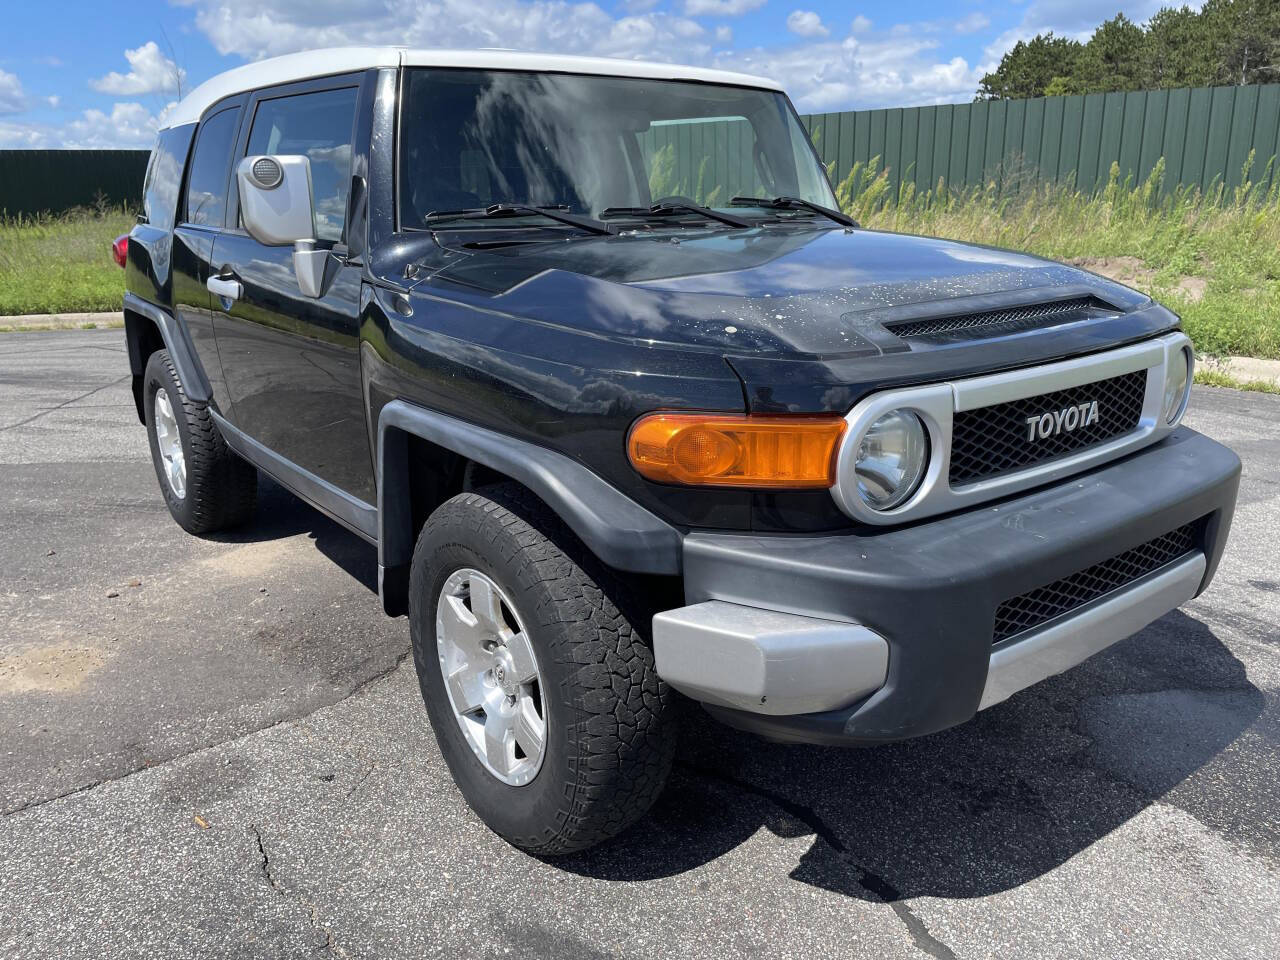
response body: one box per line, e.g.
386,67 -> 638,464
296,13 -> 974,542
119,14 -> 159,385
416,224 -> 1148,357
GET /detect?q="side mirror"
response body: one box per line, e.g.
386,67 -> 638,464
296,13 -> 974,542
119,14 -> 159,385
236,154 -> 327,298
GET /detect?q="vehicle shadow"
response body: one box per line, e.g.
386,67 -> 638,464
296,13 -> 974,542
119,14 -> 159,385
558,609 -> 1265,902
202,475 -> 380,594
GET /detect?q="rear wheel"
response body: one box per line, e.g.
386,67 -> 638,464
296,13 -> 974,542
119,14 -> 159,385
143,350 -> 256,534
409,483 -> 676,855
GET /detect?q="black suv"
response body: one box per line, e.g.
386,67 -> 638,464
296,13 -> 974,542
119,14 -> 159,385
121,48 -> 1240,854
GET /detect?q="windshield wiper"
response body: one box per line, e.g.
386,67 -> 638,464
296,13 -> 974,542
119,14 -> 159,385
423,203 -> 615,236
599,196 -> 750,229
729,195 -> 857,227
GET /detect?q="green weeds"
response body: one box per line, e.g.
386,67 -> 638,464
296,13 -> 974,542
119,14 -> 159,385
836,155 -> 1280,359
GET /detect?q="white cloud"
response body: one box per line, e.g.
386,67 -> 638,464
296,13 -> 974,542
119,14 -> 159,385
954,13 -> 989,35
0,70 -> 26,115
91,41 -> 186,96
786,10 -> 828,38
63,101 -> 174,148
0,120 -> 52,148
184,0 -> 719,62
983,0 -> 1168,63
0,70 -> 58,115
728,32 -> 981,112
682,0 -> 766,15
0,101 -> 174,149
170,0 -> 985,113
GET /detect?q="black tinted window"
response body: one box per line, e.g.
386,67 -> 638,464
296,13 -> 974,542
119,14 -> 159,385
396,69 -> 834,228
246,87 -> 357,242
185,108 -> 238,227
143,125 -> 194,232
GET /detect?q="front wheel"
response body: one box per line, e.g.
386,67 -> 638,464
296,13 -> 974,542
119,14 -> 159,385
409,484 -> 676,855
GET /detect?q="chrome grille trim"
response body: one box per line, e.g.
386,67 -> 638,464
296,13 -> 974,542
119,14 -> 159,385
830,332 -> 1193,525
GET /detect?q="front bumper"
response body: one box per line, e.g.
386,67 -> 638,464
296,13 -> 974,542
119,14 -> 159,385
652,427 -> 1240,745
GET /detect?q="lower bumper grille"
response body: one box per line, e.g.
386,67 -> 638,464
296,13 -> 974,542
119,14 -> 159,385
993,522 -> 1199,645
951,369 -> 1148,485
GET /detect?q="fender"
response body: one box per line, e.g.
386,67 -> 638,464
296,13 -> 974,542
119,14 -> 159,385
123,292 -> 212,413
377,399 -> 682,615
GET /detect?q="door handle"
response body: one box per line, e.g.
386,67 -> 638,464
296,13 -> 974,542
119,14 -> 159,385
206,276 -> 242,301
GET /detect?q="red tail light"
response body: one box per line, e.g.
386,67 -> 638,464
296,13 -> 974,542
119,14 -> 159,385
112,234 -> 129,269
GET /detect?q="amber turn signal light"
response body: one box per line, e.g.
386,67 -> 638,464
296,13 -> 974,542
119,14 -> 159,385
627,413 -> 846,488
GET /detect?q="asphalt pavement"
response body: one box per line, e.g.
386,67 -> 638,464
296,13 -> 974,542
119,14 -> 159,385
2,329 -> 1277,960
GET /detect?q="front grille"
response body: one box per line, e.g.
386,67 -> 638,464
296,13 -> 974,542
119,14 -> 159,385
950,369 -> 1147,485
888,297 -> 1109,340
993,523 -> 1199,644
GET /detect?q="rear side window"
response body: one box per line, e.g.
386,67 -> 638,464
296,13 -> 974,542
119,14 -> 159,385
185,107 -> 239,227
142,125 -> 194,233
245,87 -> 358,242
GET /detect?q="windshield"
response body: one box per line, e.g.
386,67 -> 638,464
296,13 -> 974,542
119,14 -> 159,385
397,68 -> 835,229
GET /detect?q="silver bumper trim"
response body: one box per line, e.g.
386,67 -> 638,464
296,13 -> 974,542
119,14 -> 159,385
652,601 -> 889,716
979,552 -> 1206,710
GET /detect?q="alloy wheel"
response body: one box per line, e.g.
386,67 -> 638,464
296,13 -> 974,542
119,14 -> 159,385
153,388 -> 187,499
435,568 -> 546,786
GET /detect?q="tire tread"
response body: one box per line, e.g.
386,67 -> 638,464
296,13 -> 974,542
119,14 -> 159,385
145,350 -> 256,534
411,483 -> 675,855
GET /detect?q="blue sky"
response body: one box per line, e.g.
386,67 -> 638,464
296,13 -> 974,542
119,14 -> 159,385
0,0 -> 1176,148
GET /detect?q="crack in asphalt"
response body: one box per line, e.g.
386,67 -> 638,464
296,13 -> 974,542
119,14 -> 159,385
685,766 -> 959,960
1,650 -> 411,818
252,823 -> 347,957
344,761 -> 377,800
1,778 -> 108,819
0,374 -> 131,432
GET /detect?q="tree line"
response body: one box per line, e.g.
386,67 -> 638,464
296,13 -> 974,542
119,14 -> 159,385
976,1 -> 1280,100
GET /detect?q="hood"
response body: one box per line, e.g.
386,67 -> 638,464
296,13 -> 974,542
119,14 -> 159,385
406,223 -> 1152,359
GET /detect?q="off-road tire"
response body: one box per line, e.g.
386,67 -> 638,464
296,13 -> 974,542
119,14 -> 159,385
143,349 -> 256,534
409,483 -> 677,855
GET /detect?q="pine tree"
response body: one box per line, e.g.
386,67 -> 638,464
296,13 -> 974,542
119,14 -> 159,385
1204,0 -> 1280,86
975,1 -> 1280,98
976,34 -> 1084,100
1143,6 -> 1217,88
1073,14 -> 1147,93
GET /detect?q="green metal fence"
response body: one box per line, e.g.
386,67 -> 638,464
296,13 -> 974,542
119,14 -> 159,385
800,83 -> 1280,200
637,118 -> 766,205
0,150 -> 150,217
5,84 -> 1278,216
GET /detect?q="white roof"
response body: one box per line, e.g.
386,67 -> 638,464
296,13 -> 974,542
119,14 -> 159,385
163,47 -> 783,129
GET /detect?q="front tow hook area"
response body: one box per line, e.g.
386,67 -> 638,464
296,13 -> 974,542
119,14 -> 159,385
652,601 -> 889,716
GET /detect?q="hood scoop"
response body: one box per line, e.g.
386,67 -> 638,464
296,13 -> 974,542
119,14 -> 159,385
885,295 -> 1119,343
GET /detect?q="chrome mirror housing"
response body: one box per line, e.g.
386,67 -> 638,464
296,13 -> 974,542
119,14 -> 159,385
236,154 -> 326,298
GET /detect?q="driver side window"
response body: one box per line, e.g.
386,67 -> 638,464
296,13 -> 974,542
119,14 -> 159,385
243,87 -> 358,242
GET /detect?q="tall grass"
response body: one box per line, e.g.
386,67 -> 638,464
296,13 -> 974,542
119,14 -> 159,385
4,161 -> 1278,361
832,155 -> 1280,359
0,201 -> 135,316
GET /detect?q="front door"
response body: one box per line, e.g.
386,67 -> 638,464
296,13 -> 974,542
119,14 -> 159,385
210,76 -> 374,505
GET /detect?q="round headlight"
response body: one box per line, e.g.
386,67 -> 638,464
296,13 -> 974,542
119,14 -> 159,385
855,409 -> 929,510
1164,347 -> 1192,424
